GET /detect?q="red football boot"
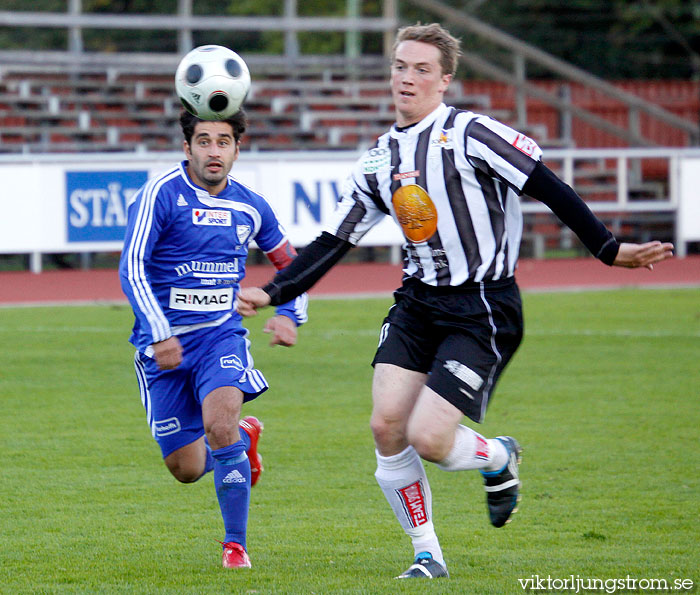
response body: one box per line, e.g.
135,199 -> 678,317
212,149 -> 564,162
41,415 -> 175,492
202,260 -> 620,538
239,416 -> 264,487
220,541 -> 251,568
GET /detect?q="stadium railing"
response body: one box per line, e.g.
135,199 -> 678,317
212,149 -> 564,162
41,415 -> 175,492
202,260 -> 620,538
1,146 -> 699,274
406,0 -> 700,148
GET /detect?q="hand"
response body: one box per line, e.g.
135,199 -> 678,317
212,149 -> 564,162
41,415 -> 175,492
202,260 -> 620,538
152,336 -> 183,370
235,287 -> 272,317
613,241 -> 674,270
263,315 -> 297,347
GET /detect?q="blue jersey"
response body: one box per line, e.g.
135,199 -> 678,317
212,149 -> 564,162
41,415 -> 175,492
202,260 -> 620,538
119,160 -> 307,352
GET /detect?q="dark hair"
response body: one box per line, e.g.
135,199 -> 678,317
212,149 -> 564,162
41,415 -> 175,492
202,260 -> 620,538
392,23 -> 461,77
179,108 -> 248,145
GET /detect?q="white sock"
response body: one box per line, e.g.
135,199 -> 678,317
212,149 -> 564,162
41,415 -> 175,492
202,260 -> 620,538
484,438 -> 509,472
375,446 -> 445,566
437,425 -> 508,472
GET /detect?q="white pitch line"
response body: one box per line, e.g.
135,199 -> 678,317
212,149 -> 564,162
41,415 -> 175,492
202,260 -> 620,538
526,328 -> 700,339
0,299 -> 128,309
299,328 -> 700,339
0,326 -> 118,333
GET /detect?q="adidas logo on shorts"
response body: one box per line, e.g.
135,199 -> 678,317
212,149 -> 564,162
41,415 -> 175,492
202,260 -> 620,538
223,469 -> 246,484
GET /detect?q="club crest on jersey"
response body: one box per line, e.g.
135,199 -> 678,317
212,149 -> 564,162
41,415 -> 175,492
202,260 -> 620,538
430,129 -> 453,149
391,184 -> 438,243
236,224 -> 251,245
192,208 -> 231,226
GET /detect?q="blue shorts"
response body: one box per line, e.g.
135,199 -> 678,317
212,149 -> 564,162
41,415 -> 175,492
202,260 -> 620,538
132,320 -> 268,458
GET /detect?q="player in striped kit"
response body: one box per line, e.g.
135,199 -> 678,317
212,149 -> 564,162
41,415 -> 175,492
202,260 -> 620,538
236,23 -> 673,578
119,109 -> 308,569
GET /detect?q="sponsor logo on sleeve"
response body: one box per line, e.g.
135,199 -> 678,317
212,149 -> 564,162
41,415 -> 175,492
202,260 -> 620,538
168,287 -> 233,311
512,133 -> 538,156
192,209 -> 231,226
154,417 -> 181,437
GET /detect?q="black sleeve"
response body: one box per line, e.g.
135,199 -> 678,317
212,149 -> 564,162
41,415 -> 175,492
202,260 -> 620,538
262,232 -> 353,306
522,161 -> 620,265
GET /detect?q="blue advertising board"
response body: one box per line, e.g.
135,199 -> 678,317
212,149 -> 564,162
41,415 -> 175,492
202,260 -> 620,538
66,170 -> 148,242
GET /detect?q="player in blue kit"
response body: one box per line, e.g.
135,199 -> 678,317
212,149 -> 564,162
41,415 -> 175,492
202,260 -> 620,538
119,109 -> 307,569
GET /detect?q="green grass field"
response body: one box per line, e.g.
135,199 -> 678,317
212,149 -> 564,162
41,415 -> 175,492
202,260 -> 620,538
1,288 -> 698,594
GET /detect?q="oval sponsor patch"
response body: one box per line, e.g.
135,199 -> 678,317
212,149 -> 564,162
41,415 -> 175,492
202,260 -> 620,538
154,417 -> 181,437
391,184 -> 438,243
361,147 -> 391,174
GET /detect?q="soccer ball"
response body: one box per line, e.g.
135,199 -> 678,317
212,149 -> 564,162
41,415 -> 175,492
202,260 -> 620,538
175,45 -> 251,120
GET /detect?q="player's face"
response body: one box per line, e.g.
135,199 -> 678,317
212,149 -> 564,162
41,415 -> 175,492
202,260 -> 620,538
184,121 -> 240,195
391,40 -> 452,127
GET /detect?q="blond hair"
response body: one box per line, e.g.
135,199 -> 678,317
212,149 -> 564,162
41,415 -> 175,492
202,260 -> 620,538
392,23 -> 461,77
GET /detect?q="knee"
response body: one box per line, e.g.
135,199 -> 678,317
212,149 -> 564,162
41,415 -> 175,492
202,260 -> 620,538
204,418 -> 238,450
164,446 -> 207,483
370,411 -> 407,453
369,411 -> 386,439
165,459 -> 203,484
406,422 -> 450,463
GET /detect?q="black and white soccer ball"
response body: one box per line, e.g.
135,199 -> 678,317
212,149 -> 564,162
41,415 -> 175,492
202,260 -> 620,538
175,45 -> 251,120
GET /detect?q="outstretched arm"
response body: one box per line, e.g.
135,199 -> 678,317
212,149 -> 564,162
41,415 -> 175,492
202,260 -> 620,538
522,162 -> 674,266
254,238 -> 307,345
613,241 -> 674,269
237,232 -> 353,316
262,232 -> 353,304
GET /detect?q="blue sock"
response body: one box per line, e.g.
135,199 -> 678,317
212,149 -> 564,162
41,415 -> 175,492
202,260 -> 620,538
203,439 -> 214,476
200,428 -> 247,482
212,441 -> 251,549
193,435 -> 215,480
239,425 -> 251,451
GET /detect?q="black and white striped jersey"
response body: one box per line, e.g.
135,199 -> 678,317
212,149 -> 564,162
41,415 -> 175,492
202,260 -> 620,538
326,102 -> 543,285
